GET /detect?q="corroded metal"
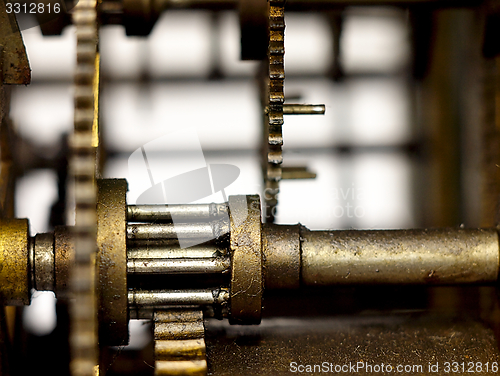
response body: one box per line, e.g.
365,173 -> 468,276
0,219 -> 29,305
127,257 -> 230,275
154,309 -> 207,376
300,228 -> 500,286
129,288 -> 229,307
96,179 -> 128,346
228,195 -> 263,324
54,225 -> 74,299
33,232 -> 55,291
262,224 -> 301,289
0,0 -> 30,85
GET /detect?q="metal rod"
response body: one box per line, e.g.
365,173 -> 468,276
127,258 -> 230,275
281,166 -> 317,180
283,104 -> 325,115
127,221 -> 229,240
128,288 -> 229,307
127,203 -> 228,223
128,245 -> 222,259
300,228 -> 500,286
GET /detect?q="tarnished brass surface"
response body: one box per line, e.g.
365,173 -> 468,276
154,309 -> 207,376
205,313 -> 500,375
0,1 -> 30,85
96,179 -> 128,345
228,195 -> 263,324
300,228 -> 500,285
0,219 -> 29,305
262,224 -> 300,289
156,339 -> 205,359
54,226 -> 74,299
33,232 -> 54,291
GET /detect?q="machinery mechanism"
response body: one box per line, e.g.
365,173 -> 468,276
1,0 -> 500,375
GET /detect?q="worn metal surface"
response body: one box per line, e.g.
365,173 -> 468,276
262,224 -> 300,289
33,232 -> 55,291
127,222 -> 229,241
128,204 -> 228,223
228,195 -> 263,324
300,228 -> 500,286
205,313 -> 500,375
127,257 -> 230,275
156,339 -> 205,359
54,225 -> 74,299
96,179 -> 129,346
0,219 -> 29,305
128,244 -> 222,259
154,309 -> 207,376
0,0 -> 30,84
129,288 -> 229,307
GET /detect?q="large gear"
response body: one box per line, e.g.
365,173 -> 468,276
264,0 -> 285,223
69,0 -> 100,374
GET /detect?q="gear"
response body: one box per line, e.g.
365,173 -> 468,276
154,309 -> 208,376
69,0 -> 100,374
263,0 -> 285,223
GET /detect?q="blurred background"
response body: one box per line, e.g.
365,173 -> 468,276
9,3 -> 500,374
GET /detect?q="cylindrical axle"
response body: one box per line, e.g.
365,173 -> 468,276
262,226 -> 500,288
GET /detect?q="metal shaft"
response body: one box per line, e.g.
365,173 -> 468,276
127,244 -> 222,259
127,221 -> 229,240
299,228 -> 500,286
127,258 -> 230,275
283,104 -> 326,115
128,203 -> 228,223
128,288 -> 229,307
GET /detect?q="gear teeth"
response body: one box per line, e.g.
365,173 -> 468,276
264,0 -> 285,222
70,0 -> 99,375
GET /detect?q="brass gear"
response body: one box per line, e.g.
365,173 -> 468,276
69,0 -> 100,374
263,0 -> 285,223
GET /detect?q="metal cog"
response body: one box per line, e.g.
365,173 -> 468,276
69,0 -> 100,374
264,0 -> 285,223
